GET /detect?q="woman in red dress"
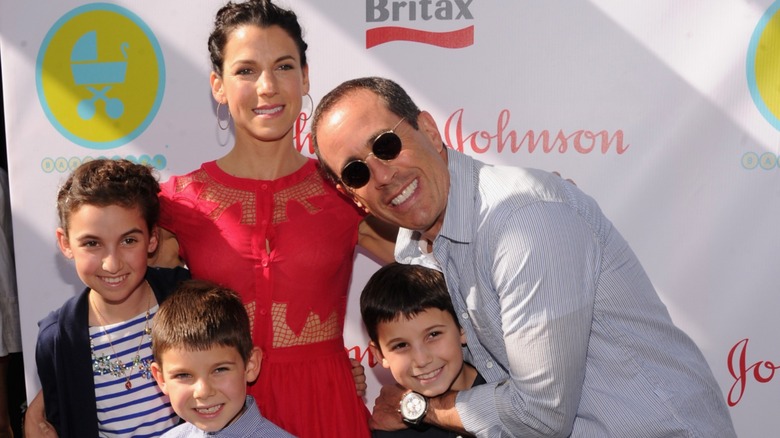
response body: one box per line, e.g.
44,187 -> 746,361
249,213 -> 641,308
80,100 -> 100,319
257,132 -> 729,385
156,1 -> 394,437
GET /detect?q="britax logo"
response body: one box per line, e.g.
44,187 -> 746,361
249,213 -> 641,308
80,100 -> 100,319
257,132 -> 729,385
366,0 -> 474,48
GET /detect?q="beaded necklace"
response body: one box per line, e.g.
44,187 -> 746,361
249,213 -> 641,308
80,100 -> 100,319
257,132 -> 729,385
89,288 -> 153,390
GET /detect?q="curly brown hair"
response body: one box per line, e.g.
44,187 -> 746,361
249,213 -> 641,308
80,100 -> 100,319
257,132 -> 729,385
56,159 -> 160,236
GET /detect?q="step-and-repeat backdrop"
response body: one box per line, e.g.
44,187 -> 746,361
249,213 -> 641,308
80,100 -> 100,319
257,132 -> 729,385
2,1 -> 779,434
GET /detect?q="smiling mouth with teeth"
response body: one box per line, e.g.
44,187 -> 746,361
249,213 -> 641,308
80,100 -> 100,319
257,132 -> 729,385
101,275 -> 126,284
253,106 -> 283,115
196,404 -> 222,415
416,367 -> 442,381
391,179 -> 418,206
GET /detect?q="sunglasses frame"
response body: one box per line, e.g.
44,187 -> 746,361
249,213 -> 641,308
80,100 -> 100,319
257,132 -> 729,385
340,117 -> 406,190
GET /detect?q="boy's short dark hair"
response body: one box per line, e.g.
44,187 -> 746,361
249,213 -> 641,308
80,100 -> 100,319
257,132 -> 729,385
56,158 -> 160,235
152,279 -> 254,364
360,262 -> 459,347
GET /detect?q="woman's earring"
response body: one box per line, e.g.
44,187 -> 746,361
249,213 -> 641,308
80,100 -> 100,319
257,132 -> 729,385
217,102 -> 231,131
301,93 -> 314,120
294,93 -> 315,142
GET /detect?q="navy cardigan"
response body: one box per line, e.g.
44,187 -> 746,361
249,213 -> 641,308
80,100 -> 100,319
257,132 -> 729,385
35,266 -> 190,438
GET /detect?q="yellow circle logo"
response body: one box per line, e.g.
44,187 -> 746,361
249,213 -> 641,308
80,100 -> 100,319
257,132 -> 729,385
749,1 -> 780,130
36,4 -> 165,149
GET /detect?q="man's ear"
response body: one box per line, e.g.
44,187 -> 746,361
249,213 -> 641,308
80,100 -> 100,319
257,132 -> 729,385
369,341 -> 389,369
151,361 -> 168,394
56,228 -> 73,259
416,111 -> 444,152
460,327 -> 467,347
245,347 -> 263,384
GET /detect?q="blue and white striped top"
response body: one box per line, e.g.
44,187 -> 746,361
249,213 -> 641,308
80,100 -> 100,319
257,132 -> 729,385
90,305 -> 178,437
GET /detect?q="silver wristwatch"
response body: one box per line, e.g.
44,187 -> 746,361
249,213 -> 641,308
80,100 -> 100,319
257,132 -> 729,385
399,390 -> 429,425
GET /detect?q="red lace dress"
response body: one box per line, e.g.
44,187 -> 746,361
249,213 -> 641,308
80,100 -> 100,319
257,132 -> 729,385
159,159 -> 370,437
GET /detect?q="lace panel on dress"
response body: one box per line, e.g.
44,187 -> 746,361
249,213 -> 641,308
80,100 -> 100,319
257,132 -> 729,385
272,172 -> 325,224
245,301 -> 256,339
176,171 -> 257,225
271,302 -> 340,348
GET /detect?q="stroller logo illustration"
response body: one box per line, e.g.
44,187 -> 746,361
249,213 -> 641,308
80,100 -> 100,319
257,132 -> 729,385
71,31 -> 128,120
748,1 -> 780,131
36,4 -> 165,150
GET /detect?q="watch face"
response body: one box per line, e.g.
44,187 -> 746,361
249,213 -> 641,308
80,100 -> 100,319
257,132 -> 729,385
400,391 -> 427,421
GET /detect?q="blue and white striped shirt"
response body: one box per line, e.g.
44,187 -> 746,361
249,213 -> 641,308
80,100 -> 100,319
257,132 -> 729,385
91,305 -> 178,437
396,149 -> 736,437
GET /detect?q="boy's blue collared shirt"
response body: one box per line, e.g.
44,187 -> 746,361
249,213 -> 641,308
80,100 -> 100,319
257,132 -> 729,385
161,396 -> 294,438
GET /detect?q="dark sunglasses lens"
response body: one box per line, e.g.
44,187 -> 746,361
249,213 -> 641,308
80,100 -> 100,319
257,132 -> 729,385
372,132 -> 402,160
342,161 -> 371,189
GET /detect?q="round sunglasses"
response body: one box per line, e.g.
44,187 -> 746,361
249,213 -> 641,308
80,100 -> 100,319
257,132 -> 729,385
340,118 -> 405,189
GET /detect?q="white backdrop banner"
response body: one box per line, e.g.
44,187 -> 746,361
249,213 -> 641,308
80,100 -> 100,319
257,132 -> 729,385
2,1 -> 779,435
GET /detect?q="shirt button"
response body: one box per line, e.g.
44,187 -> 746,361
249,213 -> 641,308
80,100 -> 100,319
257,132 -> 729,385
486,361 -> 494,369
261,184 -> 268,190
259,309 -> 267,316
461,312 -> 469,320
261,260 -> 269,267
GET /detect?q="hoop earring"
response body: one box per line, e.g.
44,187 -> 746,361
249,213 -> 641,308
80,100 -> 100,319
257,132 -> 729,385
293,93 -> 315,142
301,93 -> 314,120
217,102 -> 231,131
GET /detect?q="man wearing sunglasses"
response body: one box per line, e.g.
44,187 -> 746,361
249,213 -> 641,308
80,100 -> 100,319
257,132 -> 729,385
312,77 -> 735,438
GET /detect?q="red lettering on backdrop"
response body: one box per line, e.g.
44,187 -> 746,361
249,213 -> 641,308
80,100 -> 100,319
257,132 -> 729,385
294,112 -> 313,155
298,108 -> 629,156
346,344 -> 380,368
727,338 -> 780,406
443,108 -> 630,155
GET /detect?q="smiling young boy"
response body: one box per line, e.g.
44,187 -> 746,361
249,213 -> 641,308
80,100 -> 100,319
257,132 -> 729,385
151,279 -> 293,437
361,263 -> 483,437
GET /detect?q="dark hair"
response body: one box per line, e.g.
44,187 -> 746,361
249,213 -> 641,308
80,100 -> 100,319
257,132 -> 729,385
208,0 -> 308,77
360,262 -> 459,346
56,159 -> 160,236
152,279 -> 255,364
312,77 -> 422,185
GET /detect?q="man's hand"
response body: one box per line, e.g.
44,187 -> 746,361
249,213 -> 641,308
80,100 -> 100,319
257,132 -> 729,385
350,359 -> 367,397
369,383 -> 408,431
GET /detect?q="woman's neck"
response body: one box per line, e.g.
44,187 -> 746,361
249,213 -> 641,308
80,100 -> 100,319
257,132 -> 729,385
218,137 -> 308,180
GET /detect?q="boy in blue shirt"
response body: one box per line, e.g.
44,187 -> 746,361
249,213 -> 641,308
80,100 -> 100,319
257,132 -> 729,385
151,279 -> 293,437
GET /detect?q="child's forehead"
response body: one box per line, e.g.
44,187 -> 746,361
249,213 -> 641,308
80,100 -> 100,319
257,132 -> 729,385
382,307 -> 458,331
66,203 -> 148,231
70,202 -> 144,218
159,344 -> 245,366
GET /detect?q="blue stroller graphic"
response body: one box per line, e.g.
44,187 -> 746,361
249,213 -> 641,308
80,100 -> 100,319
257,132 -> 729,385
70,31 -> 128,120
